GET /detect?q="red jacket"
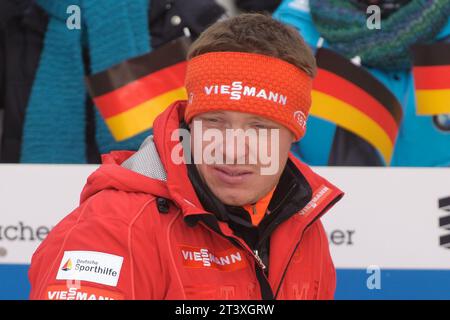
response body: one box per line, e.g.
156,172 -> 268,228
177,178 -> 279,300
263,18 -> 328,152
29,101 -> 344,300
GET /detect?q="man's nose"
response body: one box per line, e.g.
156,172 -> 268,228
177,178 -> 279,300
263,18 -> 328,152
222,128 -> 256,165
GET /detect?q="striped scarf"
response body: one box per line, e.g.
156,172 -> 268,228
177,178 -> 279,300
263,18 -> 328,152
309,0 -> 450,71
21,0 -> 151,163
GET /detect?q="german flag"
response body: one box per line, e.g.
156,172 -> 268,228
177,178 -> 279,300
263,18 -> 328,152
412,43 -> 450,116
86,37 -> 191,141
311,48 -> 403,165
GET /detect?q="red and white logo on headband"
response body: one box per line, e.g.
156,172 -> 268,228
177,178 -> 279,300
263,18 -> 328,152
203,81 -> 287,106
294,111 -> 307,131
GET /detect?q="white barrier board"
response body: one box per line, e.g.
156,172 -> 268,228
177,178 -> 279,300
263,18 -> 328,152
0,165 -> 449,271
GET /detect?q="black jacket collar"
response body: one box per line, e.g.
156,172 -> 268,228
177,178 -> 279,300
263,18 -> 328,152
186,158 -> 313,247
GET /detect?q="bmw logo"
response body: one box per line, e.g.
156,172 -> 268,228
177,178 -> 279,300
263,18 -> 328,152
433,114 -> 450,132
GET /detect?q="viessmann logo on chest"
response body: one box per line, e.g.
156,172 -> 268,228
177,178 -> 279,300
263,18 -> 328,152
179,245 -> 247,271
203,81 -> 288,106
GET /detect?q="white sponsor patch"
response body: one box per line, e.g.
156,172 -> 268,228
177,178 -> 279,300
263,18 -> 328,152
56,251 -> 123,287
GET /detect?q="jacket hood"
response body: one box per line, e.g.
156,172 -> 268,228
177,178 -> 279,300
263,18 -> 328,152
80,101 -> 344,220
79,142 -> 170,203
79,101 -> 198,212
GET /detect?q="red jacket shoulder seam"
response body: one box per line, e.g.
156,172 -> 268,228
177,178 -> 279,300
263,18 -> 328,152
36,194 -> 98,299
127,197 -> 158,299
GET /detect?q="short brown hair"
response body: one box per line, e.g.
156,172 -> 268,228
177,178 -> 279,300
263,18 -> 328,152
188,13 -> 317,77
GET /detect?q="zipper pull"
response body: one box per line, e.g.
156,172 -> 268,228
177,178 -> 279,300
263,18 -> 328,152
252,204 -> 257,215
253,250 -> 266,270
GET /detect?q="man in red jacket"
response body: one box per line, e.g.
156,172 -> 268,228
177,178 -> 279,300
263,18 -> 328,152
29,13 -> 343,300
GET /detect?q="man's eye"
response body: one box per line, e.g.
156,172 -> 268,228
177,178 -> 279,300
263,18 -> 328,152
204,118 -> 220,123
252,123 -> 269,129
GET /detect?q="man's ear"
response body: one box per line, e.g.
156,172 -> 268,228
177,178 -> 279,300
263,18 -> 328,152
292,133 -> 297,143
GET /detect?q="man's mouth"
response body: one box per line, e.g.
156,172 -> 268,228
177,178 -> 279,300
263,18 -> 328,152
212,166 -> 254,185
